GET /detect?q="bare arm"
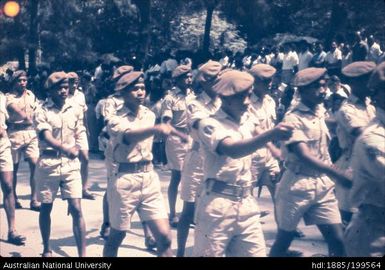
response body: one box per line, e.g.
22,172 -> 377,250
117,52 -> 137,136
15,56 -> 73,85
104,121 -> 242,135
123,123 -> 173,145
7,104 -> 32,124
290,142 -> 352,188
217,123 -> 293,159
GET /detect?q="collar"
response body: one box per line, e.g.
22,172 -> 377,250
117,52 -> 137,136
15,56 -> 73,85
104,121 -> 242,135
293,102 -> 324,117
119,104 -> 147,118
45,98 -> 73,112
348,94 -> 368,106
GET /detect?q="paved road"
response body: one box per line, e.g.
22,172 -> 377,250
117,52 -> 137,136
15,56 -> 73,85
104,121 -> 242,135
0,156 -> 327,257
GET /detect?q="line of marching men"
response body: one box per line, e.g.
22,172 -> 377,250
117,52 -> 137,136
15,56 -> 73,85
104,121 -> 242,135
0,60 -> 384,257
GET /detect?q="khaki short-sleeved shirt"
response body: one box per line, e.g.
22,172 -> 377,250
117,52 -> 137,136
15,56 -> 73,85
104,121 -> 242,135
6,89 -> 38,124
161,87 -> 191,129
103,93 -> 124,123
68,89 -> 88,113
108,105 -> 155,163
282,102 -> 331,166
249,93 -> 277,163
350,108 -> 385,209
198,109 -> 257,186
34,99 -> 86,151
335,94 -> 376,151
186,91 -> 221,141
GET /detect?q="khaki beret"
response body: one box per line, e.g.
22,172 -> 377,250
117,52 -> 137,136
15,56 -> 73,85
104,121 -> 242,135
199,60 -> 222,78
11,70 -> 27,84
212,70 -> 254,97
67,72 -> 79,80
293,67 -> 327,87
172,65 -> 191,79
112,65 -> 134,81
367,61 -> 385,91
45,71 -> 68,89
114,71 -> 144,91
342,61 -> 376,78
249,64 -> 276,80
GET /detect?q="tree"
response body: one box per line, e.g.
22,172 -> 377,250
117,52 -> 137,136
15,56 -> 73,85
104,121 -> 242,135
202,0 -> 221,57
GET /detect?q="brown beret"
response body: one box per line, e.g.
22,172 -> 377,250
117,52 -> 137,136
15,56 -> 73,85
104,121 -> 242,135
199,60 -> 222,78
112,65 -> 134,81
367,61 -> 385,91
11,70 -> 27,84
45,72 -> 68,89
249,64 -> 276,80
212,70 -> 254,97
342,61 -> 376,78
172,65 -> 191,79
67,72 -> 79,80
293,67 -> 327,87
114,71 -> 144,91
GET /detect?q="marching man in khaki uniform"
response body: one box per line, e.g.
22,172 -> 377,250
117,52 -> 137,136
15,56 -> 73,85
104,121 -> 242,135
193,70 -> 294,257
67,72 -> 95,200
35,72 -> 87,257
177,60 -> 222,256
6,70 -> 40,211
270,68 -> 352,257
0,91 -> 26,245
334,61 -> 376,225
161,64 -> 192,227
103,71 -> 174,257
344,62 -> 385,257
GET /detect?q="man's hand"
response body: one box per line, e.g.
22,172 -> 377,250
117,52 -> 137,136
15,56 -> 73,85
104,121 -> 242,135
271,123 -> 294,141
24,115 -> 33,125
154,123 -> 173,136
63,146 -> 80,159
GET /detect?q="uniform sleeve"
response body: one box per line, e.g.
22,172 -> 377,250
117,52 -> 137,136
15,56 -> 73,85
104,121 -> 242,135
5,93 -> 16,107
78,92 -> 88,112
335,106 -> 360,134
74,107 -> 87,147
34,107 -> 52,133
282,112 -> 310,145
107,115 -> 127,144
161,94 -> 173,120
197,118 -> 232,154
355,134 -> 385,181
186,100 -> 207,128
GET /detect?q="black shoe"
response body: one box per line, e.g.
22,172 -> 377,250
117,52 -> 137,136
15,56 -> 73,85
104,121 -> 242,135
294,229 -> 305,238
15,200 -> 23,209
7,231 -> 26,246
145,236 -> 157,250
82,190 -> 96,200
100,224 -> 110,240
41,250 -> 53,257
285,249 -> 303,257
30,200 -> 41,212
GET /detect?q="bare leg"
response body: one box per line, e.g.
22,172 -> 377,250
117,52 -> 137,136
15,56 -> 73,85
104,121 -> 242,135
68,198 -> 87,257
168,170 -> 181,225
1,171 -> 16,232
317,223 -> 346,257
39,203 -> 53,254
80,150 -> 94,200
269,229 -> 296,257
146,218 -> 173,257
177,201 -> 195,257
103,228 -> 126,257
28,158 -> 40,210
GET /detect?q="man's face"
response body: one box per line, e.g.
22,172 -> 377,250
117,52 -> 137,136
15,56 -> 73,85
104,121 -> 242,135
51,81 -> 69,103
331,42 -> 337,52
14,75 -> 28,92
222,88 -> 252,117
68,79 -> 79,94
176,72 -> 193,90
122,81 -> 146,107
301,79 -> 327,106
253,78 -> 272,97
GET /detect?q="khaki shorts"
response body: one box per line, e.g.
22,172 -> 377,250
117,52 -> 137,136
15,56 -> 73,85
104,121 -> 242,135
334,152 -> 354,212
275,170 -> 342,232
8,129 -> 39,163
180,150 -> 204,202
77,130 -> 89,151
35,157 -> 82,203
193,189 -> 266,257
345,205 -> 385,257
108,170 -> 168,231
165,134 -> 189,171
252,157 -> 280,188
0,137 -> 13,172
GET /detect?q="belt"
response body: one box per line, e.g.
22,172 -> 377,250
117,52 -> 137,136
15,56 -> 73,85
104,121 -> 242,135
285,162 -> 323,177
41,149 -> 65,158
118,161 -> 153,174
206,178 -> 254,199
7,122 -> 34,132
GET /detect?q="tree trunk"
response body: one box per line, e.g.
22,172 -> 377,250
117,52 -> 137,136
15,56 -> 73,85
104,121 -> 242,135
28,0 -> 39,75
202,6 -> 214,58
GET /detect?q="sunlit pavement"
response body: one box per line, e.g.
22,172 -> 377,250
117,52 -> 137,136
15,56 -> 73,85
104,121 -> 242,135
0,155 -> 327,257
